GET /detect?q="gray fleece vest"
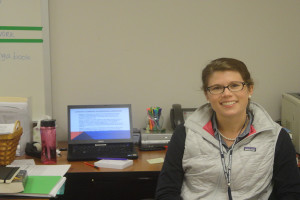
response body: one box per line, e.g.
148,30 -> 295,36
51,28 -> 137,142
181,102 -> 281,200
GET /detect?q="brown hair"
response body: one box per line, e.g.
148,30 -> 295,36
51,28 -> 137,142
202,58 -> 254,93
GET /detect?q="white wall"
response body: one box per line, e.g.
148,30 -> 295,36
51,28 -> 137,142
48,0 -> 300,141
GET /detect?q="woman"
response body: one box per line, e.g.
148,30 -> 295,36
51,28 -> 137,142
155,58 -> 300,200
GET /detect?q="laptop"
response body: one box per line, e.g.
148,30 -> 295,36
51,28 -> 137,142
67,104 -> 138,161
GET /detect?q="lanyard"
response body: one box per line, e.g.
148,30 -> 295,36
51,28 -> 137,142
218,133 -> 236,200
215,114 -> 249,200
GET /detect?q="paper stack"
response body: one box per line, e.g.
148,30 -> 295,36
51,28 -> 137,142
94,159 -> 133,169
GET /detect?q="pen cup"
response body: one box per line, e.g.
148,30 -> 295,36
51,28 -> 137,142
145,115 -> 164,133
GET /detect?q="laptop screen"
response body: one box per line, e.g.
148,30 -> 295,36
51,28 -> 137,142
68,104 -> 133,144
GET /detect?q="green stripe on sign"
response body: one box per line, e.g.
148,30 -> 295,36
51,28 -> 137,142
0,39 -> 43,43
0,26 -> 43,31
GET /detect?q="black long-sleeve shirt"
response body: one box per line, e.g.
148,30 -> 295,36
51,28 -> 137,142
155,124 -> 300,200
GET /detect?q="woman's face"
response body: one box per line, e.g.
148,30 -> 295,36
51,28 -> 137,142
205,70 -> 253,119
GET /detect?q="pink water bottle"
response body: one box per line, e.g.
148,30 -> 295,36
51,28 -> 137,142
40,119 -> 57,164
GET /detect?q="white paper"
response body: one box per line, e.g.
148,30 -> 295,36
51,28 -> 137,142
7,164 -> 71,176
0,123 -> 15,134
0,102 -> 28,110
9,159 -> 35,165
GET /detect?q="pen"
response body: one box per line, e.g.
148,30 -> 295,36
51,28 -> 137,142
84,162 -> 100,169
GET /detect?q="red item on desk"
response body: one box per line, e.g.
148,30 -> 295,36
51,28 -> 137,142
84,162 -> 100,169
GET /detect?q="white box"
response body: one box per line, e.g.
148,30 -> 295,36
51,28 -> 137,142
94,159 -> 133,169
0,97 -> 32,156
281,93 -> 300,153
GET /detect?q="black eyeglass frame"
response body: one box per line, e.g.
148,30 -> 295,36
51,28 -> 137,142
206,81 -> 248,95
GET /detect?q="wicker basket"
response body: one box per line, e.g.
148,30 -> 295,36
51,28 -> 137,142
0,120 -> 23,166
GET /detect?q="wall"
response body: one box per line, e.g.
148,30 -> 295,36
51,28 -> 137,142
48,0 -> 300,141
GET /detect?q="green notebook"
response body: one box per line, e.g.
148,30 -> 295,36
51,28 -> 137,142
22,176 -> 62,194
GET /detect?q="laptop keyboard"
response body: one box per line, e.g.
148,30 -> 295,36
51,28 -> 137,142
71,144 -> 137,159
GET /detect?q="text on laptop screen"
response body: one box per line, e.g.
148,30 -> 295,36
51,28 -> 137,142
69,107 -> 131,141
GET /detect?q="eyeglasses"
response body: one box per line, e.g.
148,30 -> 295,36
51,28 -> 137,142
206,81 -> 248,95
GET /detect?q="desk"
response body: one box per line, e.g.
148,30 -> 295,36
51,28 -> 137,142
13,142 -> 166,200
3,144 -> 300,200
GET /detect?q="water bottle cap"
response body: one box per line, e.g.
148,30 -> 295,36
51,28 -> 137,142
41,119 -> 56,127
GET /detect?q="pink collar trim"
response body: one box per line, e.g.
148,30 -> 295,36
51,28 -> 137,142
203,121 -> 257,136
